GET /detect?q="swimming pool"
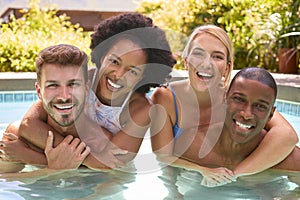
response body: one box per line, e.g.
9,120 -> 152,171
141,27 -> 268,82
1,91 -> 300,199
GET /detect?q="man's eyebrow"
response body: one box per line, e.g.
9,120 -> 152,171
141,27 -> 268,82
257,99 -> 271,106
69,78 -> 83,81
45,80 -> 58,83
231,92 -> 245,96
44,79 -> 83,84
68,79 -> 84,83
231,92 -> 271,105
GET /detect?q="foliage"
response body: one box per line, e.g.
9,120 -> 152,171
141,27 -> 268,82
270,0 -> 300,51
137,0 -> 299,71
0,0 -> 90,72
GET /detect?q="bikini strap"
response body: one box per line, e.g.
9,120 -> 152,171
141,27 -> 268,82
169,84 -> 179,125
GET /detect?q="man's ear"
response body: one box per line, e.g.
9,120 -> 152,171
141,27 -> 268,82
268,106 -> 276,122
35,82 -> 42,100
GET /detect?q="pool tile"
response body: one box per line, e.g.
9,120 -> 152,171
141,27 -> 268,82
0,91 -> 37,103
275,100 -> 300,117
275,102 -> 282,112
33,94 -> 38,101
0,91 -> 299,117
14,93 -> 24,102
24,93 -> 34,102
4,93 -> 13,102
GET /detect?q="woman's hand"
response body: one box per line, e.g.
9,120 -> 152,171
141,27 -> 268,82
0,132 -> 30,162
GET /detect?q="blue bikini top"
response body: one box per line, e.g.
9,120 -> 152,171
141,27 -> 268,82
169,85 -> 184,140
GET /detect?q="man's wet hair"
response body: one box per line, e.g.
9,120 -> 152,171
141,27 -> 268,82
36,44 -> 88,84
228,67 -> 277,99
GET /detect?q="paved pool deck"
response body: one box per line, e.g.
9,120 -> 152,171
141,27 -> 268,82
0,70 -> 299,102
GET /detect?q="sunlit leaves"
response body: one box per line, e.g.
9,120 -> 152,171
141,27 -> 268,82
137,0 -> 298,71
0,0 -> 90,72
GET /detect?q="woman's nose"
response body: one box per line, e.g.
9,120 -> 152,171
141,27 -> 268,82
114,66 -> 127,79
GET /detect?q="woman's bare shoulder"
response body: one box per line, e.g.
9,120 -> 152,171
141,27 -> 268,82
152,80 -> 188,103
127,93 -> 152,125
130,93 -> 151,108
151,85 -> 172,104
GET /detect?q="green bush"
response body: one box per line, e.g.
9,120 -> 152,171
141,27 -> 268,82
0,0 -> 90,72
137,0 -> 296,71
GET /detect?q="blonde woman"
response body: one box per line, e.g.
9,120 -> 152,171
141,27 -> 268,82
150,24 -> 298,187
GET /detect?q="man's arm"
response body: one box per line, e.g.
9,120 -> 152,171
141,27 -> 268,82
272,146 -> 300,171
1,121 -> 47,166
0,132 -> 47,166
19,100 -> 65,149
18,100 -> 118,170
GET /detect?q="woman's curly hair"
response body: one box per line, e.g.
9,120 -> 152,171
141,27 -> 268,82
90,13 -> 176,93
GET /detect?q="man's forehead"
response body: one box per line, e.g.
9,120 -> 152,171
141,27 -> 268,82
229,77 -> 276,100
41,64 -> 84,80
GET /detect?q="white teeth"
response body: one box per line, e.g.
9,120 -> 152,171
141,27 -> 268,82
108,79 -> 122,89
236,121 -> 252,129
55,104 -> 73,110
196,72 -> 213,78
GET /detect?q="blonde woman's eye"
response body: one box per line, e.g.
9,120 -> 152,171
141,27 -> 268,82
191,50 -> 206,57
108,58 -> 119,65
213,55 -> 224,60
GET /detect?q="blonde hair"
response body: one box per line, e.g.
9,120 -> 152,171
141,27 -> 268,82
182,25 -> 234,88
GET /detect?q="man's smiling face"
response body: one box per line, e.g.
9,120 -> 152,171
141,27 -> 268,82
36,63 -> 88,127
225,77 -> 276,144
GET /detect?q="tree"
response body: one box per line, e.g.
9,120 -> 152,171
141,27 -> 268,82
137,0 -> 296,71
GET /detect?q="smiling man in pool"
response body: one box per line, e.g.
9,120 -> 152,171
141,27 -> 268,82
171,67 -> 300,187
0,44 -> 121,173
222,67 -> 299,172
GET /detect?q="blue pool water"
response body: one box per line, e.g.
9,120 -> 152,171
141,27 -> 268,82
1,91 -> 300,199
0,91 -> 38,131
